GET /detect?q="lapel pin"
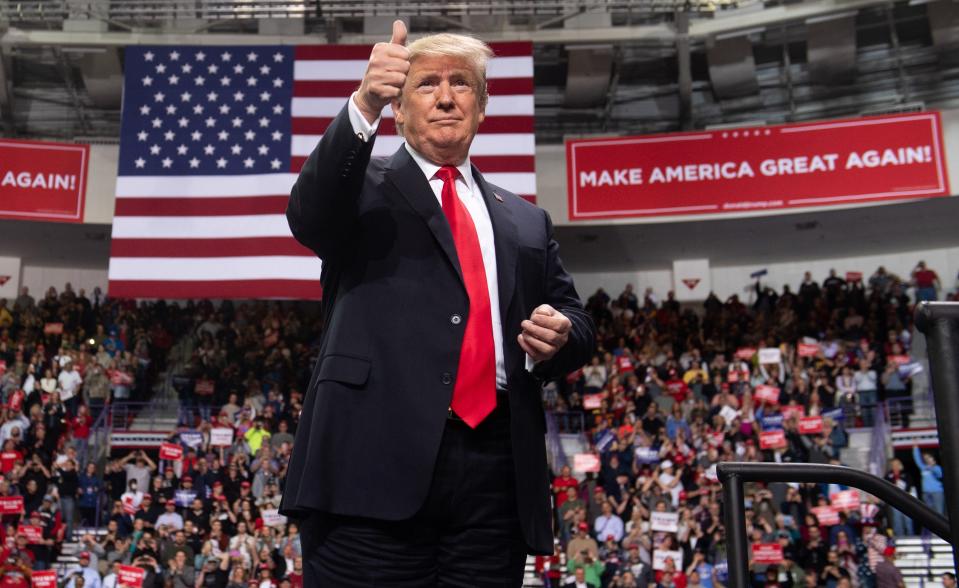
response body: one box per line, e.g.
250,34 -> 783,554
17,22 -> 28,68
493,192 -> 504,202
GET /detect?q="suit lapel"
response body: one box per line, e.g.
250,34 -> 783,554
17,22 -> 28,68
385,146 -> 464,288
472,165 -> 519,328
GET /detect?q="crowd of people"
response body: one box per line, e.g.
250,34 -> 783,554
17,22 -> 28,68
0,263 -> 951,588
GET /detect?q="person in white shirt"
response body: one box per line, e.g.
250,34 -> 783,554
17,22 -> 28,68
593,501 -> 625,543
57,361 -> 83,413
155,500 -> 184,530
563,567 -> 595,588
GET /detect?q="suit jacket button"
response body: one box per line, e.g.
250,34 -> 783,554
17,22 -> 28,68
450,314 -> 462,325
441,373 -> 453,385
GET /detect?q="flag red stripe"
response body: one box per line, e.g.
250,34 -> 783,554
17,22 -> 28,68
294,42 -> 531,61
291,115 -> 533,135
292,77 -> 533,97
110,237 -> 313,257
114,196 -> 290,217
288,155 -> 534,174
108,279 -> 322,300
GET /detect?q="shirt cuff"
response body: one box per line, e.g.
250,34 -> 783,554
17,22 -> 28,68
348,92 -> 381,142
525,354 -> 536,372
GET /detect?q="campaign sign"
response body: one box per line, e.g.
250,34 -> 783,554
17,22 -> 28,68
888,355 -> 911,366
158,442 -> 183,461
846,271 -> 863,282
617,355 -> 634,372
0,138 -> 89,223
719,405 -> 739,426
0,496 -> 24,514
781,405 -> 805,422
798,343 -> 820,357
262,508 -> 288,527
650,511 -> 679,533
583,393 -> 604,410
830,490 -> 861,511
761,414 -> 784,431
799,416 -> 824,435
567,112 -> 950,221
759,430 -> 787,450
653,549 -> 684,571
194,379 -> 215,396
736,348 -> 756,360
210,427 -> 234,447
174,490 -> 197,507
179,431 -> 203,449
811,506 -> 840,526
18,524 -> 44,544
573,453 -> 601,473
31,570 -> 57,588
635,447 -> 661,464
758,348 -> 782,364
43,323 -> 64,335
823,407 -> 845,422
754,385 -> 780,405
118,565 -> 146,588
752,543 -> 784,565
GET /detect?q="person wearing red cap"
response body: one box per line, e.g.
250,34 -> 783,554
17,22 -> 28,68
566,522 -> 598,563
873,546 -> 904,588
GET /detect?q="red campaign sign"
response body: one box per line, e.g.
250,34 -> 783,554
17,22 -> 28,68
616,356 -> 634,371
0,139 -> 89,223
0,360 -> 5,376
573,453 -> 601,473
811,505 -> 841,526
194,379 -> 215,396
18,524 -> 44,544
31,570 -> 57,588
798,343 -> 820,358
781,405 -> 805,421
567,112 -> 950,221
0,496 -> 24,514
159,442 -> 183,461
799,416 -> 824,435
754,385 -> 780,405
830,490 -> 862,511
118,565 -> 146,588
759,430 -> 787,450
846,271 -> 864,282
751,543 -> 784,565
582,393 -> 604,410
43,323 -> 64,335
736,348 -> 756,360
888,355 -> 912,366
109,369 -> 134,386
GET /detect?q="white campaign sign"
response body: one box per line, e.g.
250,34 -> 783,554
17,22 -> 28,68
262,509 -> 288,527
210,427 -> 234,447
672,259 -> 711,302
650,511 -> 679,533
758,347 -> 782,364
653,549 -> 684,571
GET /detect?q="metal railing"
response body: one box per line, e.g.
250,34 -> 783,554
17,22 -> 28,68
718,462 -> 953,588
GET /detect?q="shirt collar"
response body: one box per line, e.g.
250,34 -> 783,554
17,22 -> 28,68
404,143 -> 474,194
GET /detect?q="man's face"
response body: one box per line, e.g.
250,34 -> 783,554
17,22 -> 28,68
392,55 -> 485,165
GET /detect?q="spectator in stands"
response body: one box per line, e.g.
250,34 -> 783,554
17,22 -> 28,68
884,458 -> 914,536
873,546 -> 905,588
64,552 -> 101,588
911,260 -> 941,302
943,572 -> 957,588
912,444 -> 945,516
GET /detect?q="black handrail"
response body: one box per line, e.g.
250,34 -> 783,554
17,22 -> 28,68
718,461 -> 953,588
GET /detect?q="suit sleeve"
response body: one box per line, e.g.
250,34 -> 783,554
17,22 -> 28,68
286,101 -> 377,260
533,210 -> 596,380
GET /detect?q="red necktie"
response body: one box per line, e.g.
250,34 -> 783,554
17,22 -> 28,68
436,165 -> 496,428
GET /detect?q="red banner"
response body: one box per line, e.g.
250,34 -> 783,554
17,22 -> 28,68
582,393 -> 604,410
573,453 -> 601,473
567,112 -> 949,221
754,385 -> 780,405
0,496 -> 24,515
18,524 -> 44,544
781,405 -> 805,421
735,348 -> 756,360
799,416 -> 824,435
797,343 -> 820,358
118,565 -> 146,588
194,379 -> 215,396
159,442 -> 183,461
759,430 -> 787,450
811,505 -> 841,526
888,355 -> 911,366
830,490 -> 862,511
31,570 -> 57,588
0,139 -> 89,223
43,323 -> 64,335
751,543 -> 784,565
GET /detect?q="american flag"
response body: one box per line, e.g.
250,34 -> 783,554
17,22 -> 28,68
108,43 -> 536,300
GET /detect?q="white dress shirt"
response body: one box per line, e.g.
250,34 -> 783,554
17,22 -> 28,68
347,94 -> 510,386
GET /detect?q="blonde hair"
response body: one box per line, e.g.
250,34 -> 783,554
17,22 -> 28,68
394,33 -> 493,136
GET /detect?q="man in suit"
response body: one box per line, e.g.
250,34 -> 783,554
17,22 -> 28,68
280,20 -> 594,586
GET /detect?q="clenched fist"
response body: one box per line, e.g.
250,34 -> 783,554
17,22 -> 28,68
354,19 -> 410,124
518,304 -> 573,363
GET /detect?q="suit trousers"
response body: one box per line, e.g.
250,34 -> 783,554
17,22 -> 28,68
301,394 -> 529,587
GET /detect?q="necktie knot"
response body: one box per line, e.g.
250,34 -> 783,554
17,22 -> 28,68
436,165 -> 458,184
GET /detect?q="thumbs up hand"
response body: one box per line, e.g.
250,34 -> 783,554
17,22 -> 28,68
355,19 -> 410,124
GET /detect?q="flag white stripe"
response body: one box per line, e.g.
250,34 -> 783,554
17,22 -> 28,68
112,215 -> 292,238
293,56 -> 533,82
482,173 -> 537,195
291,95 -> 533,118
115,173 -> 299,198
290,134 -> 535,158
108,256 -> 323,281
